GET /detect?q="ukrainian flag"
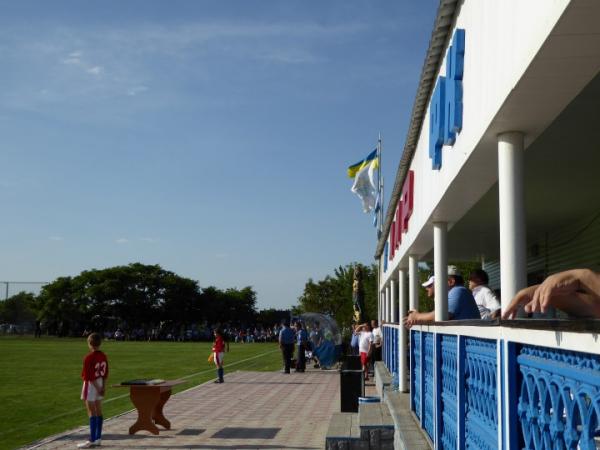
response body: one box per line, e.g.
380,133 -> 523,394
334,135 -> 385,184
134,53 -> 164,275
347,149 -> 378,178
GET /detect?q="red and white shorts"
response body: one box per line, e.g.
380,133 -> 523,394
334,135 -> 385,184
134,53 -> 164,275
81,378 -> 104,401
213,352 -> 224,366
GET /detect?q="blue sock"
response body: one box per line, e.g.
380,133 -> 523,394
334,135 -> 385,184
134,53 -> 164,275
96,416 -> 103,440
218,367 -> 224,381
89,416 -> 97,442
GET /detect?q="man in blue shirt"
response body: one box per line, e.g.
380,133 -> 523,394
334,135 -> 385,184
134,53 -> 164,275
294,322 -> 308,372
279,319 -> 295,374
404,266 -> 481,327
447,266 -> 481,320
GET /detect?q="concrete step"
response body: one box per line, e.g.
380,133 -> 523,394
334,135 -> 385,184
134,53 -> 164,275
325,412 -> 363,450
358,402 -> 394,450
385,390 -> 431,450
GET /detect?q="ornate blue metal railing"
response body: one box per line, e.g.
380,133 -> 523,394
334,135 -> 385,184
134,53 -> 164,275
440,334 -> 458,450
517,345 -> 600,450
424,332 -> 435,440
464,337 -> 497,450
383,325 -> 400,385
393,324 -> 600,450
412,330 -> 422,421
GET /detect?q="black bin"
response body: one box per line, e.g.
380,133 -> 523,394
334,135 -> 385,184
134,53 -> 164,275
340,360 -> 364,412
345,355 -> 362,370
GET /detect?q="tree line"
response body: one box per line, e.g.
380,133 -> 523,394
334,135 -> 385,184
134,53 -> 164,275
0,263 -> 288,338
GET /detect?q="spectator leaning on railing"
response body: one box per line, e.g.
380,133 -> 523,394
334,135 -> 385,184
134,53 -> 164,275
502,268 -> 600,319
404,266 -> 481,328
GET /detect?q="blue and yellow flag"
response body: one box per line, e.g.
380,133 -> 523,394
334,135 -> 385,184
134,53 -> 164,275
348,148 -> 379,213
347,149 -> 378,178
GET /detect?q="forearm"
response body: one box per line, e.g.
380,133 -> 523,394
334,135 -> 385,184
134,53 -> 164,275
543,292 -> 600,318
412,311 -> 435,323
575,269 -> 600,297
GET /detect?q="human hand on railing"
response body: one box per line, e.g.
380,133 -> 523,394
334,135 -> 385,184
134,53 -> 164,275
501,285 -> 537,319
403,310 -> 418,329
526,270 -> 586,315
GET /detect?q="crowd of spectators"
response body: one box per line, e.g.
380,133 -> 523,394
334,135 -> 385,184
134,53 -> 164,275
80,322 -> 284,343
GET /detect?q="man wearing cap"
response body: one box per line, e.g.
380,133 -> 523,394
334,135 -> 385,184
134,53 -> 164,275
404,266 -> 480,327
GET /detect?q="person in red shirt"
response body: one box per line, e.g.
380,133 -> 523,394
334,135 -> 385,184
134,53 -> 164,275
78,333 -> 109,448
212,327 -> 229,383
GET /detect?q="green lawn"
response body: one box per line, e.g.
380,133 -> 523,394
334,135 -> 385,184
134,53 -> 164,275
0,336 -> 282,450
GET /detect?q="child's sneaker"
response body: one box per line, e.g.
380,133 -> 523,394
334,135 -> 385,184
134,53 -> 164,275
92,439 -> 101,447
77,441 -> 95,448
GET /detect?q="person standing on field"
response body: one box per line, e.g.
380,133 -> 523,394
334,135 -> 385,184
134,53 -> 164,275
279,319 -> 295,374
212,327 -> 229,384
294,321 -> 308,373
78,333 -> 109,448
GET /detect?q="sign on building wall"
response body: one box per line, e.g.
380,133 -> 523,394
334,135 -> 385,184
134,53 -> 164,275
388,170 -> 415,262
429,29 -> 465,170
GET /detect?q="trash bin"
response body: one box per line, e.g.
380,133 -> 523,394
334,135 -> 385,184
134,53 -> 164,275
340,360 -> 364,412
345,355 -> 361,370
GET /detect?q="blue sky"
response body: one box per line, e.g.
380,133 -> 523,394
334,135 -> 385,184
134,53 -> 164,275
0,0 -> 438,309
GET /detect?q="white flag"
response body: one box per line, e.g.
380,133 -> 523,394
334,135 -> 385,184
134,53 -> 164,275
351,159 -> 378,213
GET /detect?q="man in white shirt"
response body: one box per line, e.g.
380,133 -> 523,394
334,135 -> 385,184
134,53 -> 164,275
370,320 -> 382,373
357,323 -> 373,381
469,269 -> 501,319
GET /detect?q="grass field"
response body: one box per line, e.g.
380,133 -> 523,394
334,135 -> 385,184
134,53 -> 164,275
0,336 -> 282,450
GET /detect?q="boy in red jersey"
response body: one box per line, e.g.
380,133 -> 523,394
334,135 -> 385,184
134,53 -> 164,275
78,333 -> 109,448
212,327 -> 229,383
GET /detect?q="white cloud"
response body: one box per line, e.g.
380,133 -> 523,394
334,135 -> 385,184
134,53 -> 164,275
215,253 -> 228,259
86,66 -> 103,76
127,85 -> 148,96
139,237 -> 158,243
49,236 -> 64,241
115,238 -> 129,244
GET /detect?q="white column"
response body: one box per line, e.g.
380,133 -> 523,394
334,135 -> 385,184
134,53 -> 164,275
434,222 -> 448,321
390,278 -> 397,323
381,288 -> 386,323
408,255 -> 419,311
498,132 -> 527,311
386,285 -> 391,322
398,268 -> 408,392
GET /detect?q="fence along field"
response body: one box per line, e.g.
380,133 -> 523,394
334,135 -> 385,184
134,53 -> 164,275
0,337 -> 281,450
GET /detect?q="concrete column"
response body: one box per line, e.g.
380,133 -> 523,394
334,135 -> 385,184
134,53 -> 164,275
386,285 -> 391,322
408,255 -> 419,311
398,268 -> 408,392
498,132 -> 527,311
381,288 -> 386,323
390,278 -> 397,323
434,222 -> 448,321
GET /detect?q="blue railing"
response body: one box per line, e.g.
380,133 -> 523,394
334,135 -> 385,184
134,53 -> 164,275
440,334 -> 457,450
383,325 -> 400,384
517,345 -> 600,450
394,325 -> 600,450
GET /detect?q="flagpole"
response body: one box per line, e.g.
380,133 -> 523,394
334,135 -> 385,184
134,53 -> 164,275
377,133 -> 383,238
377,133 -> 383,324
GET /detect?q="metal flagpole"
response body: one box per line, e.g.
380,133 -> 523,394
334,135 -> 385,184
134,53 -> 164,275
377,133 -> 383,323
377,133 -> 383,238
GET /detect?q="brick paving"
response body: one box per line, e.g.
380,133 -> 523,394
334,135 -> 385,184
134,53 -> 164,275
28,369 -> 342,450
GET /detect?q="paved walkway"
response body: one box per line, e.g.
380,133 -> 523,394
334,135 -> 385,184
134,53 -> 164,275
29,369 -> 342,450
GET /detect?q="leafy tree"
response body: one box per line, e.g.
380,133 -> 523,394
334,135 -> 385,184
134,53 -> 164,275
256,308 -> 290,326
296,263 -> 378,329
0,292 -> 37,325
